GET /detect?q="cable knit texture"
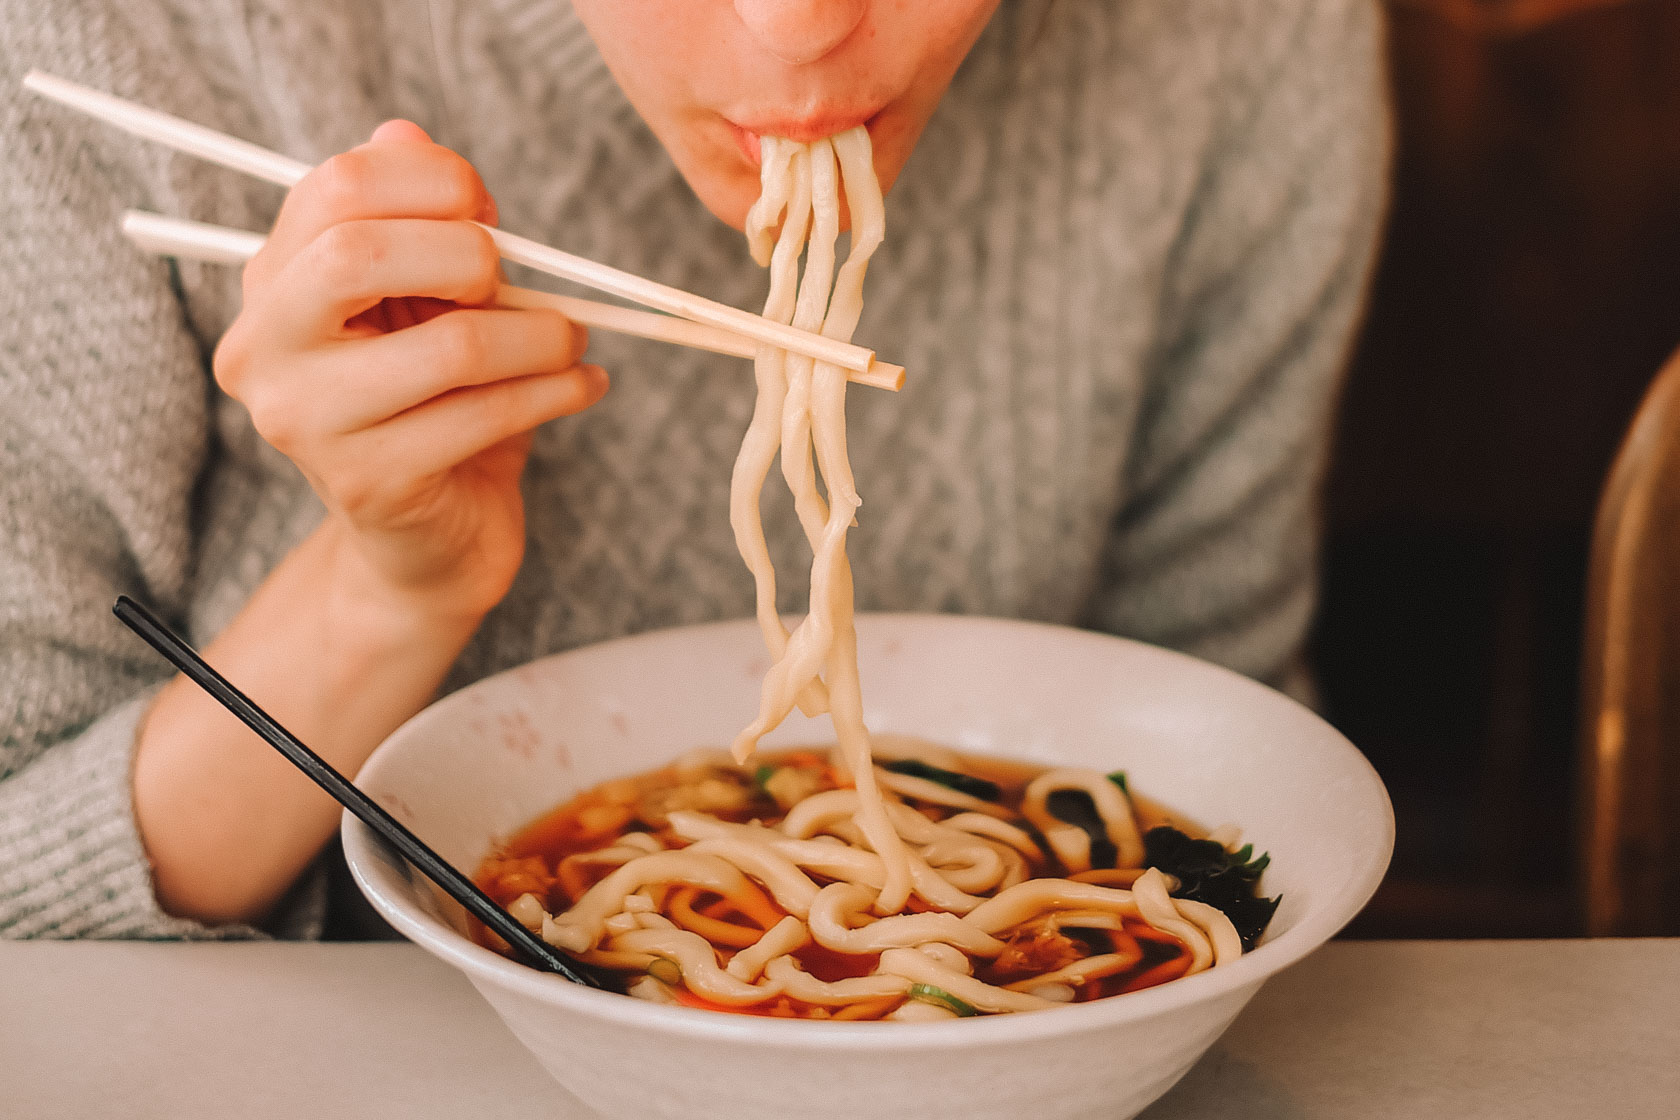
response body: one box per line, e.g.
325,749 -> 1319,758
0,0 -> 1390,938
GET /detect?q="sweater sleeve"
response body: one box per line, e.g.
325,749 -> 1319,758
0,4 -> 294,938
1082,0 -> 1391,697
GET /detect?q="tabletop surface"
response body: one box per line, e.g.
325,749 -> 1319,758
2,938 -> 1675,1119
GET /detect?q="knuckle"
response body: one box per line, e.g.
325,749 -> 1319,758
239,252 -> 273,304
433,151 -> 487,216
243,387 -> 302,453
312,222 -> 383,296
435,313 -> 490,374
463,224 -> 502,289
211,323 -> 251,395
313,150 -> 374,220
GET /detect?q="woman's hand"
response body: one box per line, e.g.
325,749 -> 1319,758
135,122 -> 608,927
214,120 -> 608,627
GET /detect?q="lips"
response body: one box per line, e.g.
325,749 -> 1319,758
729,122 -> 764,166
726,107 -> 887,166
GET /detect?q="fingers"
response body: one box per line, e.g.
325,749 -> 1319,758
246,123 -> 497,291
329,307 -> 590,432
212,120 -> 612,548
259,218 -> 505,344
232,306 -> 591,450
339,363 -> 609,504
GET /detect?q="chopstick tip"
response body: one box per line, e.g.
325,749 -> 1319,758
870,361 -> 906,393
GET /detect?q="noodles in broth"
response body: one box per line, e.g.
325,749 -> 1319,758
473,130 -> 1277,1019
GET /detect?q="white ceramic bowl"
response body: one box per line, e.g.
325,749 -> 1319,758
344,614 -> 1392,1120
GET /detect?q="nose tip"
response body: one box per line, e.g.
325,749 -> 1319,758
733,0 -> 868,65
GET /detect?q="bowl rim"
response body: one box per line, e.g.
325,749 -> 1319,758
344,612 -> 1394,1051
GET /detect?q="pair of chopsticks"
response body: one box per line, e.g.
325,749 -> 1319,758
119,210 -> 769,365
112,596 -> 611,990
21,71 -> 904,393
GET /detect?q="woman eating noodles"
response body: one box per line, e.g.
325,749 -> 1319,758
0,0 -> 1388,938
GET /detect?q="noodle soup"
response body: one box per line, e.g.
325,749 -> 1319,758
468,126 -> 1283,1023
459,129 -> 1281,1026
339,107 -> 1390,1117
474,741 -> 1278,1020
346,616 -> 1393,1120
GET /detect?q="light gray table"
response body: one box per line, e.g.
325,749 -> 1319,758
2,940 -> 1674,1119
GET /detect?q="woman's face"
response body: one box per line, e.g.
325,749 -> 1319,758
570,0 -> 1001,229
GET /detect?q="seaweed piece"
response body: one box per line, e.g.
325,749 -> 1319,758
1142,826 -> 1280,951
880,759 -> 1001,801
1044,789 -> 1118,869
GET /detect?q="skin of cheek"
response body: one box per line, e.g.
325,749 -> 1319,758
569,0 -> 1001,229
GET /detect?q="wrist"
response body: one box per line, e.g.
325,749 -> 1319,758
314,517 -> 491,654
133,518 -> 494,926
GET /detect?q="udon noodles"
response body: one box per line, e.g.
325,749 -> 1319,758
474,129 -> 1276,1019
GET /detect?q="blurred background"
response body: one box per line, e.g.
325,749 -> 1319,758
1311,0 -> 1680,938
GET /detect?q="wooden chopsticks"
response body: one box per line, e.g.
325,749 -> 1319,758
22,71 -> 905,392
121,210 -> 776,366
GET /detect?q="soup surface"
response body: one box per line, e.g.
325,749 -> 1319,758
473,741 -> 1278,1020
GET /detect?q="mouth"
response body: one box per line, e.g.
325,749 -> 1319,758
726,107 -> 887,167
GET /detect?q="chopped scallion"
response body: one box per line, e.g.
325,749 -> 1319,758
906,982 -> 979,1017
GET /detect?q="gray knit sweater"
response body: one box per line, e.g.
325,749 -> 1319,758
0,0 -> 1389,938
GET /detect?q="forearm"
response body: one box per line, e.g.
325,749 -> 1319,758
132,518 -> 484,927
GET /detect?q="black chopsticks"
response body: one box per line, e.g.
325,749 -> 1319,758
112,595 -> 605,989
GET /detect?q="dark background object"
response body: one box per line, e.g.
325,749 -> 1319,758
1579,347 -> 1680,938
1312,0 -> 1680,937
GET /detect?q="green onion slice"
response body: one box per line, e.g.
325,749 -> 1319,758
906,982 -> 980,1017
